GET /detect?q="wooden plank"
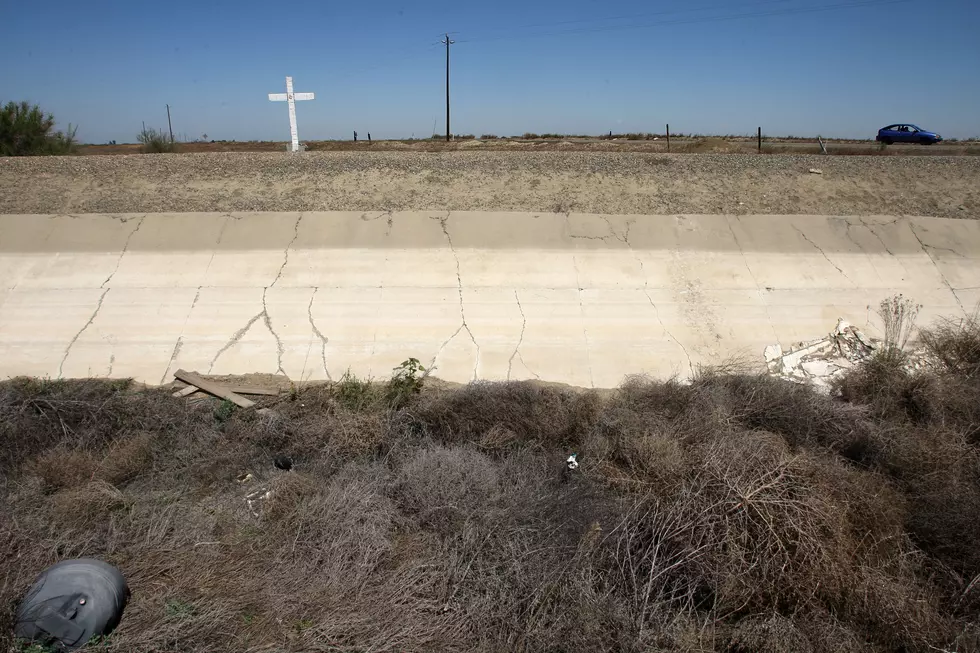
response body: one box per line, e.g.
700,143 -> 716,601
173,384 -> 279,398
172,384 -> 199,398
173,370 -> 255,408
227,386 -> 280,396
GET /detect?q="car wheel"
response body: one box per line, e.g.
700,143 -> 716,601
920,138 -> 933,145
882,138 -> 892,145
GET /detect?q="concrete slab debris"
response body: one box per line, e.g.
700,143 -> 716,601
764,318 -> 930,390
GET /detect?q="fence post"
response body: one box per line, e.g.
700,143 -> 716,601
666,124 -> 670,152
758,126 -> 762,153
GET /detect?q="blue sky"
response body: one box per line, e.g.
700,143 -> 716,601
3,0 -> 978,143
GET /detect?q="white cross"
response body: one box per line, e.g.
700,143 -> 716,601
268,76 -> 315,152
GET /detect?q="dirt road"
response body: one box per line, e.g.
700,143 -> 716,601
1,152 -> 977,218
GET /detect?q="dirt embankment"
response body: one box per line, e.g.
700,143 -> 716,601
1,151 -> 978,218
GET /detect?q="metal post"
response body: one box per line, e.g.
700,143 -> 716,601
166,104 -> 174,142
758,126 -> 762,153
666,124 -> 670,152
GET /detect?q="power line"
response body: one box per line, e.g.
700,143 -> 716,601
456,0 -> 911,44
464,0 -> 801,36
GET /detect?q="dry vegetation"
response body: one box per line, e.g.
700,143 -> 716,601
3,317 -> 980,652
74,136 -> 980,156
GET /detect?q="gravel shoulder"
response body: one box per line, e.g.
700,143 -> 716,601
1,151 -> 977,217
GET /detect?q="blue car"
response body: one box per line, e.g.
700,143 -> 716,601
876,124 -> 943,145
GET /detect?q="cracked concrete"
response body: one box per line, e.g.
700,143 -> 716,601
306,287 -> 332,381
431,212 -> 480,380
58,288 -> 110,377
794,224 -> 854,285
101,216 -> 145,288
1,211 -> 978,388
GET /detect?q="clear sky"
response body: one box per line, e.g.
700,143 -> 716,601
3,0 -> 978,143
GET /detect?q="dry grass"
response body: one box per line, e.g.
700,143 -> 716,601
3,317 -> 980,651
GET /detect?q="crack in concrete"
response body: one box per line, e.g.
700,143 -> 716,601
908,222 -> 966,258
611,216 -> 697,376
261,288 -> 288,376
725,217 -> 780,345
159,288 -> 201,384
838,219 -> 866,253
857,218 -> 896,256
270,213 -> 303,288
208,299 -> 267,374
507,290 -> 533,380
642,288 -> 694,376
565,214 -> 620,243
600,215 -> 635,244
58,288 -> 109,378
568,252 -> 595,388
307,287 -> 332,381
793,225 -> 853,284
100,215 -> 145,288
908,222 -> 967,315
431,212 -> 480,380
360,210 -> 394,236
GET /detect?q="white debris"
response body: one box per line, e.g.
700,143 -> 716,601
245,487 -> 273,517
763,317 -> 928,388
764,344 -> 783,362
566,454 -> 579,471
809,168 -> 823,174
801,360 -> 834,376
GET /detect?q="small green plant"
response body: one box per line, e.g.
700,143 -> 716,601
165,598 -> 196,618
386,358 -> 429,408
15,640 -> 59,653
335,370 -> 374,411
295,618 -> 314,632
1,101 -> 77,156
137,127 -> 178,153
213,399 -> 236,423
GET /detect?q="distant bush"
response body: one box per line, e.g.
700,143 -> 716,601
137,127 -> 178,153
0,101 -> 77,156
480,134 -> 499,140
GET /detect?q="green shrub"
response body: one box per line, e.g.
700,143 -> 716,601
137,127 -> 178,153
0,101 -> 77,156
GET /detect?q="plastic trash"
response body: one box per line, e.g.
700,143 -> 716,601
15,558 -> 129,650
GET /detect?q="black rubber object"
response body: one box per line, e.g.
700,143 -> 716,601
15,558 -> 129,650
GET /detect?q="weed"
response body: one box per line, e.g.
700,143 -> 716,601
334,369 -> 374,411
14,641 -> 59,653
213,399 -> 236,423
137,127 -> 178,153
386,358 -> 429,408
164,599 -> 196,619
877,293 -> 921,354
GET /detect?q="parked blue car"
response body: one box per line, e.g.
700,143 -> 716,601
876,124 -> 943,145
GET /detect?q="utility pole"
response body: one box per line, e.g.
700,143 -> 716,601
166,105 -> 174,143
442,33 -> 455,142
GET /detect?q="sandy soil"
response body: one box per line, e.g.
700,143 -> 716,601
1,151 -> 977,218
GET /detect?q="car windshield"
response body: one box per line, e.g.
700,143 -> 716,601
909,125 -> 923,131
